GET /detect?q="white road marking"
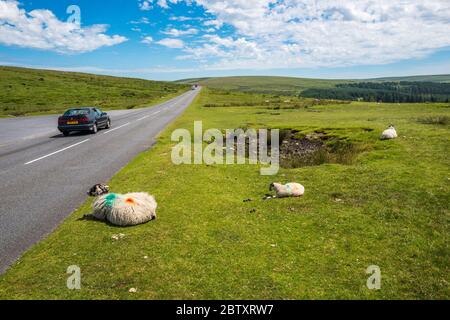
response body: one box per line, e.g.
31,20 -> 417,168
136,109 -> 163,121
25,139 -> 90,165
102,122 -> 130,135
136,115 -> 150,121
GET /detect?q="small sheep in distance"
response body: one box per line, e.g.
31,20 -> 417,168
85,184 -> 157,227
380,125 -> 398,140
266,182 -> 305,199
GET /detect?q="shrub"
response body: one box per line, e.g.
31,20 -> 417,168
417,116 -> 449,125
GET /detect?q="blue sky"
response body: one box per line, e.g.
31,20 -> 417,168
0,0 -> 449,81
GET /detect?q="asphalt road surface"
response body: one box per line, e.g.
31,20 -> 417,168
0,88 -> 200,274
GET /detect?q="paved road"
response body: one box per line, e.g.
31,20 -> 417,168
0,89 -> 199,274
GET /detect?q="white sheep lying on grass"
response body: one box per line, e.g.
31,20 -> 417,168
85,184 -> 157,227
266,182 -> 305,199
381,125 -> 398,140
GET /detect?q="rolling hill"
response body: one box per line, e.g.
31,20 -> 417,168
176,74 -> 450,96
0,66 -> 189,117
176,76 -> 350,95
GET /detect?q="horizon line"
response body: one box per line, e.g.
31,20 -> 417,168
1,64 -> 450,83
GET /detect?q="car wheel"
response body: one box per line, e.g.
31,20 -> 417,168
105,119 -> 111,129
91,123 -> 98,134
62,131 -> 70,137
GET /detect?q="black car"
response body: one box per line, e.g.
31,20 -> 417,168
58,107 -> 111,136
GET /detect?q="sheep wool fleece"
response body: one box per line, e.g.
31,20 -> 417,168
92,192 -> 157,226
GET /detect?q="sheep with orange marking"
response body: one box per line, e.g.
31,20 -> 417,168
85,184 -> 157,227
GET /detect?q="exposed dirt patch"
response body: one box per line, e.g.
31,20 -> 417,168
279,131 -> 324,165
225,128 -> 368,168
278,130 -> 366,168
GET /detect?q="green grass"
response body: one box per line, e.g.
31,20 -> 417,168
0,66 -> 190,117
0,88 -> 449,299
176,75 -> 450,96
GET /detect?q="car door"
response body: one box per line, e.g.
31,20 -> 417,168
94,108 -> 106,126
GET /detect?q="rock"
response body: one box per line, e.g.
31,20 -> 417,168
129,288 -> 137,293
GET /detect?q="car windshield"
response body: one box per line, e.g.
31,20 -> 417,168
64,109 -> 90,116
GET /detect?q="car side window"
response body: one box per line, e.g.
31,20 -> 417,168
94,109 -> 102,117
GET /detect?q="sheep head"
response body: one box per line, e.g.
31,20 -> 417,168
87,184 -> 110,197
269,183 -> 281,191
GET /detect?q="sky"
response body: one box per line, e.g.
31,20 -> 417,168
0,0 -> 449,81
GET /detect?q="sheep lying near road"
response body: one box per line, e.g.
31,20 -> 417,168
85,184 -> 157,227
381,125 -> 398,140
267,182 -> 305,199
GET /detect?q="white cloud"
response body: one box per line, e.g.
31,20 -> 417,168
161,28 -> 198,36
141,36 -> 154,44
169,16 -> 203,22
139,0 -> 184,11
138,1 -> 153,11
156,38 -> 185,48
130,17 -> 150,24
0,0 -> 127,54
203,19 -> 223,29
159,0 -> 450,70
157,0 -> 169,9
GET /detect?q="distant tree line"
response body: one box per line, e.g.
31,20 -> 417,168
300,81 -> 450,103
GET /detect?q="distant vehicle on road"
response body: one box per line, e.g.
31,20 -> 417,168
192,84 -> 198,90
58,107 -> 111,136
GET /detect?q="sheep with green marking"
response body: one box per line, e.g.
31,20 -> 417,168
85,184 -> 157,227
267,182 -> 305,199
